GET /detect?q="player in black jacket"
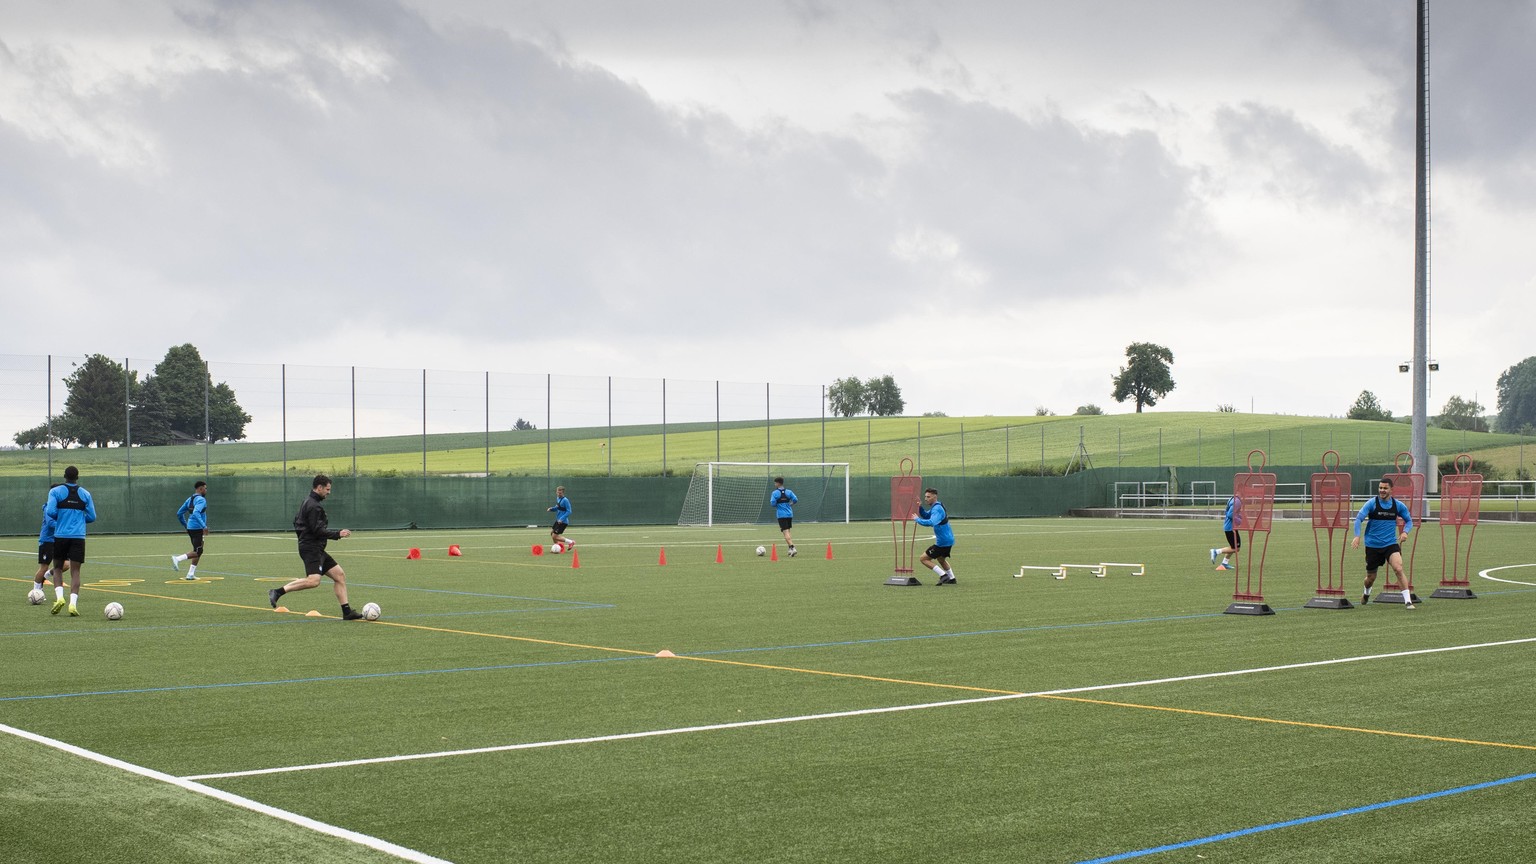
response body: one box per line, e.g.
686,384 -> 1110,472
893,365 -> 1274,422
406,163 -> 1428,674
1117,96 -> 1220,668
268,474 -> 364,620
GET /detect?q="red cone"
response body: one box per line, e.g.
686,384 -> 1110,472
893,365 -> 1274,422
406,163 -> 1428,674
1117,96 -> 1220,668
448,544 -> 462,557
715,544 -> 724,564
770,544 -> 778,561
825,542 -> 834,560
570,549 -> 581,569
405,547 -> 421,560
658,547 -> 668,565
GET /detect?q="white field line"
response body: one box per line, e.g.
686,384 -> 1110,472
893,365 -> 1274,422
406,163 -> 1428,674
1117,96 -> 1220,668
1,722 -> 451,864
1477,563 -> 1536,586
184,634 -> 1536,781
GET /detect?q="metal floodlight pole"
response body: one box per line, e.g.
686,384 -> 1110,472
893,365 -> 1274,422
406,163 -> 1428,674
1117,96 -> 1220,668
1410,0 -> 1432,482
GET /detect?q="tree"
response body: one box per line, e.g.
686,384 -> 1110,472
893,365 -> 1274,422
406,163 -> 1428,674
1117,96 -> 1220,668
62,354 -> 135,448
12,421 -> 78,450
138,344 -> 251,442
1034,406 -> 1054,416
863,375 -> 905,416
1216,404 -> 1236,413
827,377 -> 868,417
1347,390 -> 1393,422
1074,404 -> 1104,416
1435,395 -> 1488,432
513,418 -> 537,430
1110,342 -> 1175,413
1495,356 -> 1536,433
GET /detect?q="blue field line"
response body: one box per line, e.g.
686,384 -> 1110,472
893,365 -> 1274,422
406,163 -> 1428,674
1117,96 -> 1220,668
1077,772 -> 1536,863
0,654 -> 651,703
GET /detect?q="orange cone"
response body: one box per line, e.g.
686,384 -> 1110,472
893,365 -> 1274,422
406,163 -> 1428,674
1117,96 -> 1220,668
532,544 -> 544,556
655,649 -> 676,658
405,547 -> 421,560
826,542 -> 834,560
715,544 -> 724,564
770,544 -> 778,561
448,544 -> 462,557
658,547 -> 668,565
570,549 -> 581,569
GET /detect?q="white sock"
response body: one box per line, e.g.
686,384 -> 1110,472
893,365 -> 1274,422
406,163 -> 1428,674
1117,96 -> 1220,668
1363,588 -> 1371,597
932,565 -> 946,576
187,565 -> 197,577
173,553 -> 187,563
69,592 -> 78,607
55,586 -> 65,600
1402,588 -> 1411,603
946,569 -> 955,578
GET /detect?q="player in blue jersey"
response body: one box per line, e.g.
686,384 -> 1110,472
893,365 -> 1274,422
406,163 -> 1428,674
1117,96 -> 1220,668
771,477 -> 798,556
171,481 -> 209,580
1352,477 -> 1415,608
915,487 -> 956,585
547,486 -> 574,550
1210,492 -> 1243,571
44,466 -> 96,616
32,486 -> 62,601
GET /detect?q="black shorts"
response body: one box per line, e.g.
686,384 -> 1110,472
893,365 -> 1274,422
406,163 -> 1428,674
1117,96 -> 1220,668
778,517 -> 793,530
925,544 -> 953,559
551,521 -> 568,534
187,529 -> 206,555
1224,530 -> 1241,550
299,544 -> 339,577
38,542 -> 54,566
53,537 -> 85,565
1365,544 -> 1401,572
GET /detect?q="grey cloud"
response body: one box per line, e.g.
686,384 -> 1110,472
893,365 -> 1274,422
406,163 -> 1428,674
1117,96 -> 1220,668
1214,102 -> 1386,208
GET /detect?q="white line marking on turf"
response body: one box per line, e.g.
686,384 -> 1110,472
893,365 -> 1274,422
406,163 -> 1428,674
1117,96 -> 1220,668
184,635 -> 1536,781
1,722 -> 451,864
1477,563 -> 1536,586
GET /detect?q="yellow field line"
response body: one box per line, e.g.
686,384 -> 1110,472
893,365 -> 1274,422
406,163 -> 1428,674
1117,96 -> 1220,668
1038,694 -> 1536,752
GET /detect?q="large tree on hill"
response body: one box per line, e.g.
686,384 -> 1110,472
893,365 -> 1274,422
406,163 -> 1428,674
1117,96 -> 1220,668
1436,395 -> 1488,432
61,354 -> 136,447
135,344 -> 252,443
1347,390 -> 1393,421
827,377 -> 868,417
1496,356 -> 1536,433
1110,342 -> 1176,413
863,375 -> 905,416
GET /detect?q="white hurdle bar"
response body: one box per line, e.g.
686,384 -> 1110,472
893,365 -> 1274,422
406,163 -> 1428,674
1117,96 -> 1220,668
1016,564 -> 1104,580
1098,562 -> 1146,577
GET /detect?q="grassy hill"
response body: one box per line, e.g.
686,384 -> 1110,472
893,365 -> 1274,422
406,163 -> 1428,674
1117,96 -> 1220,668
1,413 -> 1529,479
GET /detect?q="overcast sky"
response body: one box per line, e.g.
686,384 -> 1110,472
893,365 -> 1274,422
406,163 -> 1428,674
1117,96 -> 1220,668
3,0 -> 1533,429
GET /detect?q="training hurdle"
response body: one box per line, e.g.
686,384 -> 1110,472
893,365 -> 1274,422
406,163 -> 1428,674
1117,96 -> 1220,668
1018,562 -> 1144,580
1224,450 -> 1276,616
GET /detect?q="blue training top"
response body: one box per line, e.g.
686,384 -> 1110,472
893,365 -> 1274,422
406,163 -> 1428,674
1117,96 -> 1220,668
44,483 -> 96,539
178,493 -> 208,530
915,501 -> 955,547
1222,496 -> 1244,532
1353,495 -> 1412,548
38,509 -> 56,545
550,496 -> 572,523
771,487 -> 797,518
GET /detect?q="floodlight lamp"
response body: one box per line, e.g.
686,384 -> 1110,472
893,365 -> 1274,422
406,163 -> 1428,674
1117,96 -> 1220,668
1428,362 -> 1440,372
1398,363 -> 1410,373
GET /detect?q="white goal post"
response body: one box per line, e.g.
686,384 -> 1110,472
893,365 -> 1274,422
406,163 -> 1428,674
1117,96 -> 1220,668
678,462 -> 851,526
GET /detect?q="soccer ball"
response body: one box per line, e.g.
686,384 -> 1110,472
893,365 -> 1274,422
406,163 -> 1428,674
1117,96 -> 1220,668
27,588 -> 45,605
104,602 -> 124,621
755,546 -> 766,557
362,602 -> 381,621
551,543 -> 564,554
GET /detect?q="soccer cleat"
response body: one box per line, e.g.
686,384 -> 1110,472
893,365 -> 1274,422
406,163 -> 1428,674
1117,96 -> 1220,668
937,575 -> 957,586
183,574 -> 197,581
268,589 -> 281,609
50,597 -> 66,615
1405,602 -> 1416,610
68,605 -> 79,617
1360,593 -> 1370,606
170,555 -> 180,571
341,608 -> 365,621
787,546 -> 797,557
1215,564 -> 1233,571
1209,548 -> 1219,564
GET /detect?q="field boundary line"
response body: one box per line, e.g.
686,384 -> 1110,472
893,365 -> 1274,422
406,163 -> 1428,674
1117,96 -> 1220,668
183,634 -> 1536,780
1,722 -> 451,864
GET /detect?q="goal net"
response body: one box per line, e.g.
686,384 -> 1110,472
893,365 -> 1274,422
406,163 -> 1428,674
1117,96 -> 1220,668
678,462 -> 851,526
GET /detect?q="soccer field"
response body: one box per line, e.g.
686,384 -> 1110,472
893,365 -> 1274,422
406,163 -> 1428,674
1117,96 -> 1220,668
4,518 -> 1536,863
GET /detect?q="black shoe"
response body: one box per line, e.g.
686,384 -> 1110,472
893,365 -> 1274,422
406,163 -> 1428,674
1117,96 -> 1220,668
938,576 -> 957,586
1360,594 -> 1370,606
341,608 -> 365,621
268,589 -> 281,608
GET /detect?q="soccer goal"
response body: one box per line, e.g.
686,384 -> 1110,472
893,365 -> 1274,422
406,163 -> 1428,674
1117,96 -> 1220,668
678,462 -> 851,526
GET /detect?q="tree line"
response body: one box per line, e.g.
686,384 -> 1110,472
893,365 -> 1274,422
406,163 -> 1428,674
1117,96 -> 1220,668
13,345 -> 252,449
